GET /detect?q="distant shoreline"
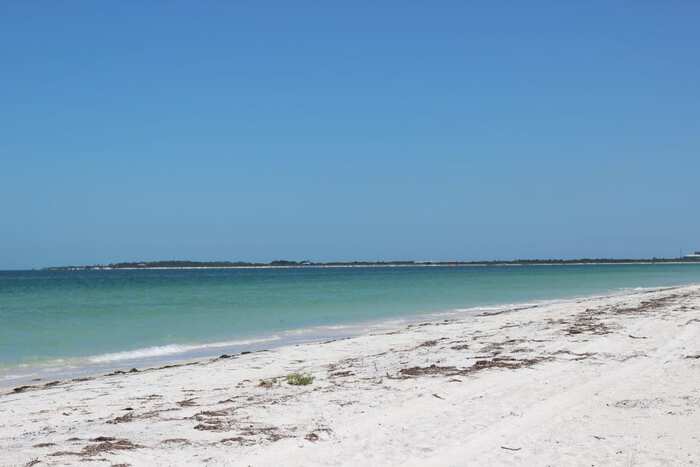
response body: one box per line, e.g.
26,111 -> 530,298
44,258 -> 700,271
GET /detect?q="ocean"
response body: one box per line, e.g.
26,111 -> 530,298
2,263 -> 700,385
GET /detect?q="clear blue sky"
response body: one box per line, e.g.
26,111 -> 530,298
2,2 -> 699,269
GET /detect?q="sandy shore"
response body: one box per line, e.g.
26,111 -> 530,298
2,285 -> 700,466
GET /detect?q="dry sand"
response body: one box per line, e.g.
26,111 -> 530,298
2,285 -> 700,466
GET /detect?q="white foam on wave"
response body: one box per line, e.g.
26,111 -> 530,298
0,372 -> 37,382
87,336 -> 281,364
281,323 -> 360,335
277,319 -> 409,339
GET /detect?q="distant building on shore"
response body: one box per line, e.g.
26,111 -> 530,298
684,251 -> 700,259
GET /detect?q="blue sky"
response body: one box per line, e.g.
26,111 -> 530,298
2,2 -> 699,269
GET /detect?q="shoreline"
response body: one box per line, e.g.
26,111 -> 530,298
0,285 -> 683,389
2,284 -> 700,465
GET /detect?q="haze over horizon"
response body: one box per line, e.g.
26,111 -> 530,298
2,2 -> 699,270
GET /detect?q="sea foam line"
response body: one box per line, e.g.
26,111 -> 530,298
87,336 -> 281,364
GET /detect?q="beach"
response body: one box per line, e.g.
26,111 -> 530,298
2,284 -> 699,466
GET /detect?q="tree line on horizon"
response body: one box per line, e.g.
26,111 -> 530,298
44,256 -> 700,270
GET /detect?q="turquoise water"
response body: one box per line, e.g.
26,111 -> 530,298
2,264 -> 700,380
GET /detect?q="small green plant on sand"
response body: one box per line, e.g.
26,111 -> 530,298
286,373 -> 314,386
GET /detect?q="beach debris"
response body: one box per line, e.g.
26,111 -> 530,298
83,438 -> 142,456
155,363 -> 185,370
564,309 -> 614,336
480,304 -> 539,317
616,294 -> 683,315
552,350 -> 597,361
474,338 -> 529,356
193,410 -> 230,419
193,415 -> 237,432
219,436 -> 255,446
106,367 -> 139,376
240,425 -> 291,442
303,426 -> 334,443
471,357 -> 546,371
32,442 -> 56,448
407,322 -> 432,328
399,365 -> 457,377
176,398 -> 198,407
501,446 -> 522,451
432,393 -> 445,400
611,351 -> 648,362
106,412 -> 135,424
415,338 -> 447,349
398,357 -> 549,378
161,438 -> 192,445
333,399 -> 359,407
613,398 -> 663,409
106,408 -> 176,425
134,393 -> 163,400
49,438 -> 141,458
194,421 -> 226,432
258,378 -> 278,388
628,334 -> 648,339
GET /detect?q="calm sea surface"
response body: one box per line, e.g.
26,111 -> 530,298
2,264 -> 700,383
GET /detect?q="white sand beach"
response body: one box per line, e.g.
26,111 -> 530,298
2,285 -> 700,466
